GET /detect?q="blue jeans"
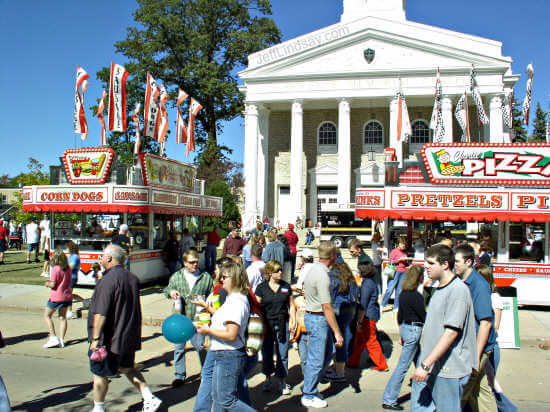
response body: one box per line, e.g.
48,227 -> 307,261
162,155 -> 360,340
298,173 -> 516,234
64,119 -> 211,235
382,323 -> 422,406
174,333 -> 206,380
489,345 -> 518,412
0,375 -> 11,412
262,322 -> 290,378
298,332 -> 308,373
194,350 -> 257,412
302,313 -> 335,400
382,271 -> 405,310
205,244 -> 218,275
411,374 -> 470,412
168,260 -> 179,276
335,304 -> 356,363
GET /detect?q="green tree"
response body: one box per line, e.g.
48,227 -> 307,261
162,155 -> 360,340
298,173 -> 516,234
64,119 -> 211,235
203,179 -> 241,234
531,102 -> 548,142
511,97 -> 528,142
11,158 -> 50,223
97,0 -> 281,179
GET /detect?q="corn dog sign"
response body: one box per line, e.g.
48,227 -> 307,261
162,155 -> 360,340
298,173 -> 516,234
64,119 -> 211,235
421,143 -> 550,186
62,148 -> 115,184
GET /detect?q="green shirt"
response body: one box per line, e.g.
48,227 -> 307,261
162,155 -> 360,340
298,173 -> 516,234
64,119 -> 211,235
164,269 -> 213,320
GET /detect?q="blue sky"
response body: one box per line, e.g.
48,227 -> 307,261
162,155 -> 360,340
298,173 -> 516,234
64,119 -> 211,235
1,0 -> 548,176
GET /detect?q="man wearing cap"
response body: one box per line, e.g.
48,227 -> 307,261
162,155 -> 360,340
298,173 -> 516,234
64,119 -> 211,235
112,224 -> 132,269
294,248 -> 315,293
284,223 -> 299,281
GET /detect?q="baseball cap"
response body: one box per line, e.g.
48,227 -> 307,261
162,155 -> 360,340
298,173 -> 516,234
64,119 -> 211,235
119,224 -> 129,232
299,248 -> 313,258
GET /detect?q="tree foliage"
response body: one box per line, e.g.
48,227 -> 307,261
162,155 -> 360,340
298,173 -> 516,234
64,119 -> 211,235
11,158 -> 50,223
511,97 -> 528,142
96,0 -> 281,179
203,179 -> 241,233
531,102 -> 547,142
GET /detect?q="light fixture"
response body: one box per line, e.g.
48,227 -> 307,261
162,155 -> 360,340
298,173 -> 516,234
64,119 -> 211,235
368,147 -> 375,161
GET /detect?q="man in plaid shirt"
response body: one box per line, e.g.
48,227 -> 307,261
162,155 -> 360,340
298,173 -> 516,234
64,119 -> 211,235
165,249 -> 213,387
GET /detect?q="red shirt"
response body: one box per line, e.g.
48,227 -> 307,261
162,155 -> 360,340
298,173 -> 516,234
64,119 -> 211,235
207,231 -> 222,246
389,248 -> 409,272
0,226 -> 7,241
284,230 -> 299,255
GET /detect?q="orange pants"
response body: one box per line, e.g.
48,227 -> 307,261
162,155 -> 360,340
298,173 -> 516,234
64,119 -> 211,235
347,319 -> 388,370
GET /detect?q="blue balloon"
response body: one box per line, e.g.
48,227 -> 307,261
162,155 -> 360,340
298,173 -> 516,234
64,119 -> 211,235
162,314 -> 196,344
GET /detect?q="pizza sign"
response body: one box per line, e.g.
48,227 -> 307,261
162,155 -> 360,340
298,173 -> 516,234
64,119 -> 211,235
421,143 -> 550,186
62,148 -> 115,185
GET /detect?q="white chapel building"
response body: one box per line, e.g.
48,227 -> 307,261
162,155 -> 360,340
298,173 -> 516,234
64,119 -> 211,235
239,0 -> 519,230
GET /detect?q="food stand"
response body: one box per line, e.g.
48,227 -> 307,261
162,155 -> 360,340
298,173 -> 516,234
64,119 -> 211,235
356,143 -> 550,306
23,148 -> 223,285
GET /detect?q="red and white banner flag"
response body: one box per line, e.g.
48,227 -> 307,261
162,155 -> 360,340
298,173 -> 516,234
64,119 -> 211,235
143,72 -> 160,139
97,90 -> 107,146
176,89 -> 189,144
158,85 -> 169,144
470,65 -> 489,126
396,92 -> 411,143
132,103 -> 141,155
186,97 -> 203,156
502,90 -> 513,130
430,68 -> 445,143
108,62 -> 129,132
522,63 -> 534,126
73,66 -> 90,140
455,91 -> 471,142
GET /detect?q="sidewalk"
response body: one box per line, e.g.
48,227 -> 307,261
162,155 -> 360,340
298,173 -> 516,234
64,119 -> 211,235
1,281 -> 549,345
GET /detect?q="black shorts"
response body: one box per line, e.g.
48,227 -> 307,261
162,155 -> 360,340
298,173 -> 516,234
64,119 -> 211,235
89,349 -> 135,377
0,240 -> 6,252
44,249 -> 50,261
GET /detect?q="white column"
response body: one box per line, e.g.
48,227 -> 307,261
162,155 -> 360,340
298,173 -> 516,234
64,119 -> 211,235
290,100 -> 304,220
441,97 -> 453,143
490,95 -> 504,143
243,104 -> 259,230
309,170 -> 317,225
389,97 -> 403,167
545,222 -> 549,264
257,107 -> 269,219
337,98 -> 351,206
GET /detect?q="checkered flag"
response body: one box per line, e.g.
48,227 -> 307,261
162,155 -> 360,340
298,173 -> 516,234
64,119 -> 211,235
430,68 -> 445,142
501,90 -> 513,129
522,63 -> 534,126
455,91 -> 471,142
470,66 -> 489,126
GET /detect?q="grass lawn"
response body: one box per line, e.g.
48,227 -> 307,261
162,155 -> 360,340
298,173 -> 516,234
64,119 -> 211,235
0,251 -> 47,285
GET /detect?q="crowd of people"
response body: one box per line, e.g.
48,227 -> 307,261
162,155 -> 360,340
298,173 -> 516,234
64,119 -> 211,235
1,215 -> 516,412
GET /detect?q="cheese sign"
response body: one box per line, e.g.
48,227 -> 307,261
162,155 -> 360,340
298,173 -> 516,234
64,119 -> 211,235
63,148 -> 115,185
421,143 -> 550,186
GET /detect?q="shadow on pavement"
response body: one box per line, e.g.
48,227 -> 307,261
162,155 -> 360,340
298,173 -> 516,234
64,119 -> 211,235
12,382 -> 93,411
4,331 -> 49,346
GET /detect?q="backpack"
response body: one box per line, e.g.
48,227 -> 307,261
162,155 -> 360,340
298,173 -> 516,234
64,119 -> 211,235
245,291 -> 264,356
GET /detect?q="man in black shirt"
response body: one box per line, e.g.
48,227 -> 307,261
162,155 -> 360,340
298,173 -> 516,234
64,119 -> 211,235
88,244 -> 161,412
111,224 -> 132,270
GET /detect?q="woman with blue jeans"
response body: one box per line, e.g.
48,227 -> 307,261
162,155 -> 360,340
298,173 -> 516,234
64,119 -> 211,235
255,260 -> 296,395
382,237 -> 410,312
382,265 -> 426,410
324,262 -> 359,382
194,261 -> 256,412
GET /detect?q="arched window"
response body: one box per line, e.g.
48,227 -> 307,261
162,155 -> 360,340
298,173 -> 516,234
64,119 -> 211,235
364,121 -> 384,145
411,120 -> 430,144
318,122 -> 337,146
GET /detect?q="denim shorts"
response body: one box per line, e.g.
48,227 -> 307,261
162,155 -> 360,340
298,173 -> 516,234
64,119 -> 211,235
27,243 -> 39,252
46,300 -> 72,310
89,349 -> 135,377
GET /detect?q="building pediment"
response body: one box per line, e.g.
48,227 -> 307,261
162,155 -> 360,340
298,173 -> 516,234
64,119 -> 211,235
310,162 -> 339,175
241,16 -> 512,82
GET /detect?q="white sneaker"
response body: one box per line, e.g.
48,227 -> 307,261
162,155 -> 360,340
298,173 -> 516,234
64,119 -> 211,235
66,310 -> 74,319
301,396 -> 327,408
142,395 -> 162,412
59,339 -> 65,348
40,272 -> 50,278
280,382 -> 291,395
43,336 -> 60,348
